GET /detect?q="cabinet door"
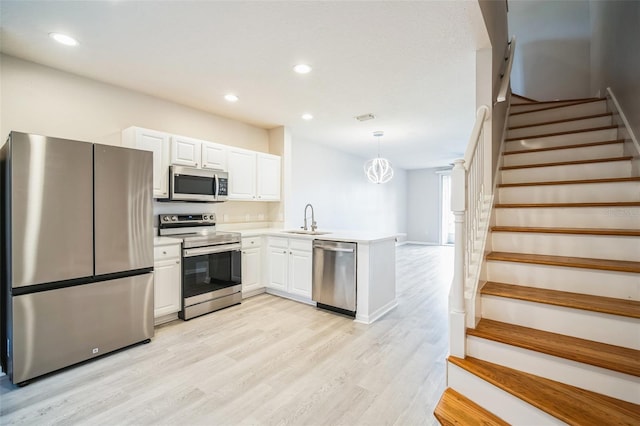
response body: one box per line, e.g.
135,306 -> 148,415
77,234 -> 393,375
267,246 -> 288,291
171,135 -> 201,167
228,148 -> 257,200
241,247 -> 262,294
123,128 -> 170,198
202,141 -> 228,171
257,153 -> 281,201
288,249 -> 312,298
154,258 -> 182,318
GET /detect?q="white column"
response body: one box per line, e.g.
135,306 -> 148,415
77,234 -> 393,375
449,159 -> 466,358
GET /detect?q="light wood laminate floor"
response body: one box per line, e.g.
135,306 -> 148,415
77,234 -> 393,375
0,244 -> 453,425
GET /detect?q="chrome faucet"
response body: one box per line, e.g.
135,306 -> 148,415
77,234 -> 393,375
302,203 -> 317,232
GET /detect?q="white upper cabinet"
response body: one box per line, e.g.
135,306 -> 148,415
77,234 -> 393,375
228,148 -> 257,200
257,153 -> 281,201
228,148 -> 281,201
171,135 -> 202,168
201,141 -> 227,171
122,127 -> 170,198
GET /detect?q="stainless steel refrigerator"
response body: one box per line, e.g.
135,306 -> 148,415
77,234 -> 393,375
1,132 -> 154,385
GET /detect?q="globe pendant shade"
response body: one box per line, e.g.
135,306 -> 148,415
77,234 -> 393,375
364,157 -> 394,184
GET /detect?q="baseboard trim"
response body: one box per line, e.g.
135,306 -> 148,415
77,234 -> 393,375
405,240 -> 440,246
242,287 -> 266,299
607,87 -> 640,156
265,288 -> 315,306
355,299 -> 398,324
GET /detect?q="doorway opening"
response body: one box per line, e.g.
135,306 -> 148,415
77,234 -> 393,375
440,173 -> 455,245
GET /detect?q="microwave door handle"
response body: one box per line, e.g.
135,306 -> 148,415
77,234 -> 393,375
214,174 -> 219,200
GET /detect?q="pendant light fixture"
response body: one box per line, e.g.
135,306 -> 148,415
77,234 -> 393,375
364,131 -> 394,184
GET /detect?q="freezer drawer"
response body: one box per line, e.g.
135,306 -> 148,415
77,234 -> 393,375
9,273 -> 154,384
312,240 -> 357,314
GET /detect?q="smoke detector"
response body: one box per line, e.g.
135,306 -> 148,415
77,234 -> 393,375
355,113 -> 376,122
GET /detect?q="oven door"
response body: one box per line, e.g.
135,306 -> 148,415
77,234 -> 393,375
181,244 -> 242,307
170,165 -> 217,202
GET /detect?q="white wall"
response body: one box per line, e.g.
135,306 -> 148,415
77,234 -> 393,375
0,54 -> 278,225
508,0 -> 592,100
287,138 -> 407,236
406,168 -> 443,244
590,0 -> 640,143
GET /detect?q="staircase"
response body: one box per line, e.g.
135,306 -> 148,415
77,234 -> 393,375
435,94 -> 640,425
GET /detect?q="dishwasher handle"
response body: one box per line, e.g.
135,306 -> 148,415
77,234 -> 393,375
314,245 -> 354,253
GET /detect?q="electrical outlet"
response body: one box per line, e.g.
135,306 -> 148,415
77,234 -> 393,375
92,348 -> 99,354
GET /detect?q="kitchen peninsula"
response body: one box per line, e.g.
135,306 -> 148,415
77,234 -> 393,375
231,228 -> 398,324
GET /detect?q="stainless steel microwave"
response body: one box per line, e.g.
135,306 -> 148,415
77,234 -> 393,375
168,165 -> 228,202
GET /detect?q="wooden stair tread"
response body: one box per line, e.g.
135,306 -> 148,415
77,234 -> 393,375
495,201 -> 640,208
505,125 -> 617,142
481,282 -> 640,320
498,177 -> 640,187
511,96 -> 599,106
500,156 -> 632,170
503,139 -> 623,155
508,112 -> 613,130
511,93 -> 539,103
509,98 -> 606,116
448,356 -> 640,425
434,388 -> 509,426
491,226 -> 640,237
468,318 -> 640,376
485,252 -> 640,273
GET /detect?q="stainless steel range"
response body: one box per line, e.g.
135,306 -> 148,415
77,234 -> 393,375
159,213 -> 242,320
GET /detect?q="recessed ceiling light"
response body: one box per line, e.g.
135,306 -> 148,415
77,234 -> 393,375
293,64 -> 312,74
49,32 -> 79,46
224,94 -> 239,102
302,113 -> 313,120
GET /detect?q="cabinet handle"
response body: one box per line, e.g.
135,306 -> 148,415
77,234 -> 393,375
195,163 -> 198,167
175,261 -> 179,264
251,241 -> 255,244
282,250 -> 287,254
163,251 -> 167,255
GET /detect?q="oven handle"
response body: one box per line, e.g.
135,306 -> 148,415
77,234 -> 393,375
183,243 -> 241,257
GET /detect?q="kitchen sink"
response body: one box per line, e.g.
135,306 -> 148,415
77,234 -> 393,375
283,230 -> 332,236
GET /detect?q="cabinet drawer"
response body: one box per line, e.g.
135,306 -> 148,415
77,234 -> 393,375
268,237 -> 288,248
242,236 -> 262,249
154,244 -> 181,261
289,239 -> 312,252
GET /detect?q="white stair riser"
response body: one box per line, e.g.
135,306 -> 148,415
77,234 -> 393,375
509,101 -> 608,127
491,233 -> 640,261
486,261 -> 640,300
510,100 -> 593,113
495,206 -> 640,228
501,160 -> 632,183
448,362 -> 563,425
498,181 -> 640,204
503,143 -> 624,167
505,128 -> 618,152
507,115 -> 613,139
481,296 -> 640,349
467,337 -> 639,404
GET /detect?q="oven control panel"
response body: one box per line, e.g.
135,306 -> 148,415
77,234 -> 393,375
160,213 -> 216,225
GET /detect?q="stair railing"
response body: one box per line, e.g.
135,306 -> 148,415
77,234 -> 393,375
497,36 -> 516,103
449,105 -> 490,358
449,36 -> 516,358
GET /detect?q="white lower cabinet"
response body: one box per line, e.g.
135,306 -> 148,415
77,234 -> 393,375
153,242 -> 182,324
241,237 -> 263,296
266,237 -> 313,300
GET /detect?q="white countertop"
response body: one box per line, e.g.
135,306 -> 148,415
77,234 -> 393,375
153,236 -> 183,246
236,228 -> 397,244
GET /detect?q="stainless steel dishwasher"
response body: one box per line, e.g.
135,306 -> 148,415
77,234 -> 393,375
312,240 -> 357,316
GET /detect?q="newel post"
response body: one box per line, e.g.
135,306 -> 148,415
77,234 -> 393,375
450,158 -> 466,358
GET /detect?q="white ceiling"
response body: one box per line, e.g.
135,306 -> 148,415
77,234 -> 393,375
0,1 -> 488,170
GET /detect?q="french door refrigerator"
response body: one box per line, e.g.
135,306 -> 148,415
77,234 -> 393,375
1,132 -> 154,385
